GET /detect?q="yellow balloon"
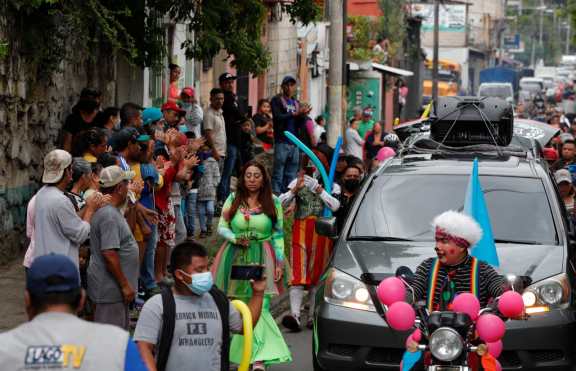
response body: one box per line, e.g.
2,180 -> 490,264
231,300 -> 253,371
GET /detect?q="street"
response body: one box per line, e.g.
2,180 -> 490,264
272,328 -> 313,371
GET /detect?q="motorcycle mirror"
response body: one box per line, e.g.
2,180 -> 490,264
395,266 -> 415,282
506,274 -> 532,291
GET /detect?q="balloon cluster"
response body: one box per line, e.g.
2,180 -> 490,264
376,277 -> 525,368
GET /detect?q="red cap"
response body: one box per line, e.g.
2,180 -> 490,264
161,101 -> 185,114
543,147 -> 559,162
181,87 -> 195,97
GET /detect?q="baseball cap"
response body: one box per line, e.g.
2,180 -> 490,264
219,72 -> 237,83
142,107 -> 163,126
281,75 -> 297,86
42,149 -> 72,184
161,101 -> 185,115
543,147 -> 559,162
27,254 -> 80,296
99,165 -> 135,188
555,169 -> 573,185
181,87 -> 195,97
110,127 -> 150,152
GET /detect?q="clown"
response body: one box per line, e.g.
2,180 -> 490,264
411,211 -> 505,312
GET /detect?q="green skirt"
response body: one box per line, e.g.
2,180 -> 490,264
230,297 -> 292,365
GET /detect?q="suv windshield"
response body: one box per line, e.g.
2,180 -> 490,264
349,174 -> 558,245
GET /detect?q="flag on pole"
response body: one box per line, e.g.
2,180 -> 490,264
464,158 -> 500,267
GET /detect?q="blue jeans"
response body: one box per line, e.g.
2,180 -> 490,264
185,191 -> 198,236
140,224 -> 157,290
272,142 -> 300,194
218,144 -> 239,202
198,200 -> 215,232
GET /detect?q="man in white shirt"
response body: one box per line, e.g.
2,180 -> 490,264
33,150 -> 104,267
204,88 -> 227,170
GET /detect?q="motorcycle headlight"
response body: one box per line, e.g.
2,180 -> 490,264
324,269 -> 375,312
429,327 -> 464,362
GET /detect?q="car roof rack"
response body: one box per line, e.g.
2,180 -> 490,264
399,134 -> 531,161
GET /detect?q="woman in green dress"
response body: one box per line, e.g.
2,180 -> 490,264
212,160 -> 291,370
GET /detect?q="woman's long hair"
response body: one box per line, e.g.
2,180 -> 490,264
226,161 -> 277,224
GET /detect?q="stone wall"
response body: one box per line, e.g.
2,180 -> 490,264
0,10 -> 116,264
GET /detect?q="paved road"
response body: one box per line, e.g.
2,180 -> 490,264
271,327 -> 313,371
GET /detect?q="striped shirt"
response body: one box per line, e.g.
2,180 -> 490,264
411,255 -> 505,309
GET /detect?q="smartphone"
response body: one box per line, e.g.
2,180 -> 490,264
230,265 -> 265,281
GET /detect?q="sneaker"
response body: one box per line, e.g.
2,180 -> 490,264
281,314 -> 301,332
252,361 -> 266,371
199,231 -> 207,239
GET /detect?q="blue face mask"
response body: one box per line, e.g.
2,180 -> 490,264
180,270 -> 213,295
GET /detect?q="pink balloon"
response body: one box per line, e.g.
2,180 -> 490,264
411,328 -> 422,342
404,329 -> 422,347
476,314 -> 506,343
451,293 -> 481,320
498,291 -> 525,318
386,301 -> 415,331
377,277 -> 407,306
495,359 -> 502,371
399,360 -> 403,371
487,340 -> 503,358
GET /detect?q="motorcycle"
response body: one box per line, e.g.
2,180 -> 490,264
377,266 -> 528,371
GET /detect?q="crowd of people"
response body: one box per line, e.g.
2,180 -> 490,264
0,64 -> 402,370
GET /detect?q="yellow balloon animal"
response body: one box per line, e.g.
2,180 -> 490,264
231,300 -> 253,371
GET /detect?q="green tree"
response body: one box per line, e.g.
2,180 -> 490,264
3,0 -> 320,76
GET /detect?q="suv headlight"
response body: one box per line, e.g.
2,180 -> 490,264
324,268 -> 375,312
522,273 -> 570,314
429,327 -> 464,361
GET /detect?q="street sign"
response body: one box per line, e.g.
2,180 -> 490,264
503,34 -> 520,50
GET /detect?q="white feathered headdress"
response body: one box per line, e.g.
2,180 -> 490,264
432,210 -> 483,247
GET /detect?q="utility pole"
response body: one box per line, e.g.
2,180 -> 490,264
327,0 -> 345,147
539,0 -> 544,47
567,22 -> 572,54
432,0 -> 440,103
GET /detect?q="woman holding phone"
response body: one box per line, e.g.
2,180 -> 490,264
212,160 -> 291,370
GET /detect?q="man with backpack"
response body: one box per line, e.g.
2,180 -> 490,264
134,241 -> 266,371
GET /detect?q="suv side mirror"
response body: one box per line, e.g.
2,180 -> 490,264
315,217 -> 338,239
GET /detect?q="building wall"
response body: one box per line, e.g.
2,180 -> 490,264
347,0 -> 382,17
266,15 -> 299,99
0,11 -> 116,263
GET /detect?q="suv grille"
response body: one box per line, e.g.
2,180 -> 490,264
532,350 -> 564,363
327,344 -> 357,357
499,351 -> 522,368
366,348 -> 404,364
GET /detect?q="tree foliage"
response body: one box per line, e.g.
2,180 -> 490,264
4,0 -> 320,76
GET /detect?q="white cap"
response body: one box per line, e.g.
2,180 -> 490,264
555,169 -> 572,185
432,210 -> 483,247
42,150 -> 72,184
99,166 -> 134,188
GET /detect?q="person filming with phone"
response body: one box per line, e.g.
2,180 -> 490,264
212,160 -> 291,370
134,241 -> 266,371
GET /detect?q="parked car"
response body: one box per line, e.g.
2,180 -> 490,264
313,133 -> 575,371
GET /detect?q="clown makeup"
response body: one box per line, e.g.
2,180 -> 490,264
435,228 -> 469,266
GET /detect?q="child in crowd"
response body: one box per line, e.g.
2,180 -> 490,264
196,139 -> 221,238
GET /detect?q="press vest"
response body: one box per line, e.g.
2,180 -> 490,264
0,312 -> 129,370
